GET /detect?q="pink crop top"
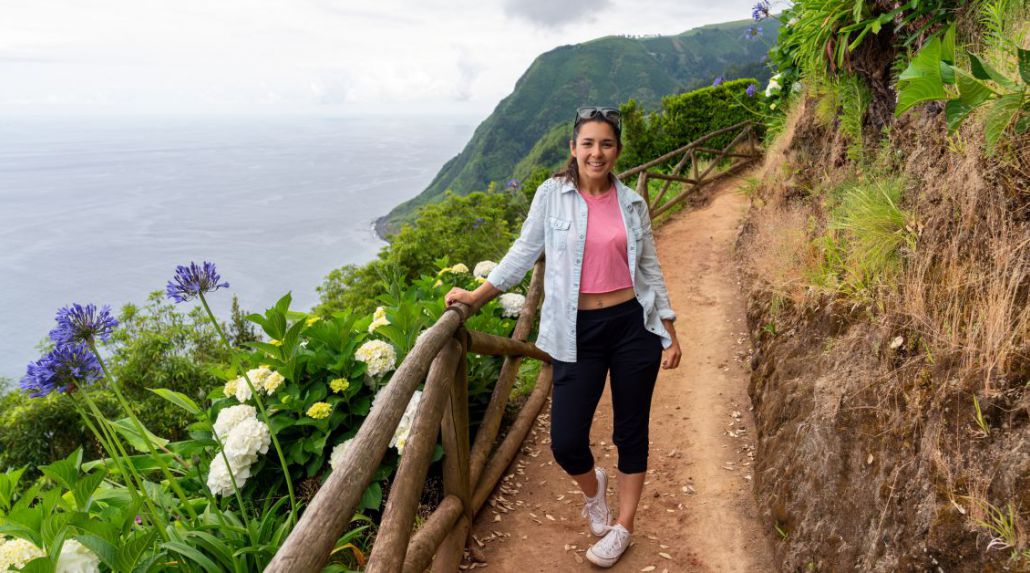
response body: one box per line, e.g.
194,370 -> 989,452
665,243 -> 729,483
578,185 -> 633,293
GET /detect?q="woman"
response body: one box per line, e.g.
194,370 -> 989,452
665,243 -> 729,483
445,106 -> 681,568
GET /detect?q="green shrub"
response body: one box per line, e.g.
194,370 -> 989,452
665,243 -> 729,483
316,189 -> 523,317
617,78 -> 762,171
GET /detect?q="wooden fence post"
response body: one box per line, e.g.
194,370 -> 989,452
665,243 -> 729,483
431,331 -> 471,572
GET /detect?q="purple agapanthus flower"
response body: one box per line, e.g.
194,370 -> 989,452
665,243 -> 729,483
506,178 -> 520,190
744,25 -> 763,40
48,303 -> 118,347
751,1 -> 770,21
712,76 -> 724,87
20,342 -> 102,398
472,217 -> 485,230
166,261 -> 229,303
746,83 -> 758,97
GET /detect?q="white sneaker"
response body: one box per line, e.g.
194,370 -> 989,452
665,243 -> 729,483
586,523 -> 632,567
580,466 -> 611,536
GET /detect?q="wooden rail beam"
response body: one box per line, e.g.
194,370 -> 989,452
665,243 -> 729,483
616,121 -> 752,179
465,330 -> 550,363
401,495 -> 463,573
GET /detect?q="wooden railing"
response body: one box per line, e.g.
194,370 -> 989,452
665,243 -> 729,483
267,261 -> 550,573
617,120 -> 761,220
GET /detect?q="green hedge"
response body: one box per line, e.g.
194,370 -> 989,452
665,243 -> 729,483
617,78 -> 763,171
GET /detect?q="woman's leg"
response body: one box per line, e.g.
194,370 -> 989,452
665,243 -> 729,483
549,355 -> 608,480
608,311 -> 663,532
614,471 -> 646,532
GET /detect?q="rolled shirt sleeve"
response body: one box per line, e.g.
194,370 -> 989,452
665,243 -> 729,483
634,202 -> 676,321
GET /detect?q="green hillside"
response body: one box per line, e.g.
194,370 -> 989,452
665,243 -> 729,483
381,18 -> 779,233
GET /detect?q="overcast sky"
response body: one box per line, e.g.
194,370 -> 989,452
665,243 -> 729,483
1,0 -> 757,118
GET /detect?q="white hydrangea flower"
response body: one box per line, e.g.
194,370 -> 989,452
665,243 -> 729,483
55,539 -> 100,573
261,371 -> 285,395
0,537 -> 45,572
368,306 -> 391,333
223,417 -> 271,461
223,377 -> 239,398
390,390 -> 422,454
229,375 -> 253,403
329,438 -> 354,472
765,73 -> 783,98
213,405 -> 258,439
355,340 -> 397,377
498,293 -> 526,318
207,447 -> 256,497
449,263 -> 469,274
206,455 -> 236,497
473,260 -> 497,279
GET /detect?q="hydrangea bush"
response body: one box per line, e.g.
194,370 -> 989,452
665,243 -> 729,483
1,257 -> 531,570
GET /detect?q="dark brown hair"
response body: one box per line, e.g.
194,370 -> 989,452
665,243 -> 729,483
553,116 -> 623,189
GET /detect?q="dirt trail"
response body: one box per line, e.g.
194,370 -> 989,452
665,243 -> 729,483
467,177 -> 776,572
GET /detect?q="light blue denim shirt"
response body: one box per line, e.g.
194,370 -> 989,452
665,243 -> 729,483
487,175 -> 676,362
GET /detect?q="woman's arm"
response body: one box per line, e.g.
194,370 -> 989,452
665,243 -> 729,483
444,181 -> 551,310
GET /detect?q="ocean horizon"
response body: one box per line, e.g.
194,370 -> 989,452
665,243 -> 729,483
0,114 -> 477,382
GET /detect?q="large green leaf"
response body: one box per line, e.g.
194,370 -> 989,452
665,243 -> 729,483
70,469 -> 107,510
944,70 -> 995,132
148,388 -> 201,415
0,467 -> 26,512
39,448 -> 83,491
984,93 -> 1024,153
162,541 -> 223,573
968,52 -> 1019,90
1019,47 -> 1030,85
896,34 -> 949,116
76,534 -> 119,571
110,418 -> 170,453
115,530 -> 158,573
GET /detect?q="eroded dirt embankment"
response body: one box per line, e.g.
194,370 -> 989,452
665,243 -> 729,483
736,96 -> 1030,572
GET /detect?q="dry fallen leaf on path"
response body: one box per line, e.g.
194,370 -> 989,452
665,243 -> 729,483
659,552 -> 672,560
641,566 -> 656,572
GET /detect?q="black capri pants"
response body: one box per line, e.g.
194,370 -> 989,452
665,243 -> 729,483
550,298 -> 663,475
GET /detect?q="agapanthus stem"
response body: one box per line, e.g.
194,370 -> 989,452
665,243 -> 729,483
198,293 -> 297,521
74,391 -> 171,539
89,343 -> 199,522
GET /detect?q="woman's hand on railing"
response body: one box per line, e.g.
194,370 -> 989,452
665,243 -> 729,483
445,281 -> 500,316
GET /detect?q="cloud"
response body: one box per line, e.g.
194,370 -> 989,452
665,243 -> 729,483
502,0 -> 613,28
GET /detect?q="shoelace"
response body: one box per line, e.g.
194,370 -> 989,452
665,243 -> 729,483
581,494 -> 608,523
595,526 -> 631,554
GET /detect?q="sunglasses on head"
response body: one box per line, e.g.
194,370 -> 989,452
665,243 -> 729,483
575,106 -> 621,130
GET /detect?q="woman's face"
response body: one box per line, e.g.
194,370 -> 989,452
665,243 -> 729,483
570,120 -> 620,182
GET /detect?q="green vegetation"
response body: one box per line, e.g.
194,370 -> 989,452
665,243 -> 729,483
617,78 -> 763,170
383,18 -> 779,232
895,22 -> 1029,151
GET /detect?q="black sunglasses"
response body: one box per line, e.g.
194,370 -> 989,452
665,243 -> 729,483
575,106 -> 621,130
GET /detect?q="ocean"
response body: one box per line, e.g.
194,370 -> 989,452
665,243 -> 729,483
0,114 -> 477,382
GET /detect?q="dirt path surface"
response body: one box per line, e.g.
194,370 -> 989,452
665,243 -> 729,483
467,177 -> 776,572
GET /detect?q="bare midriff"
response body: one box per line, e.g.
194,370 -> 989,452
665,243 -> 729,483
578,286 -> 636,310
